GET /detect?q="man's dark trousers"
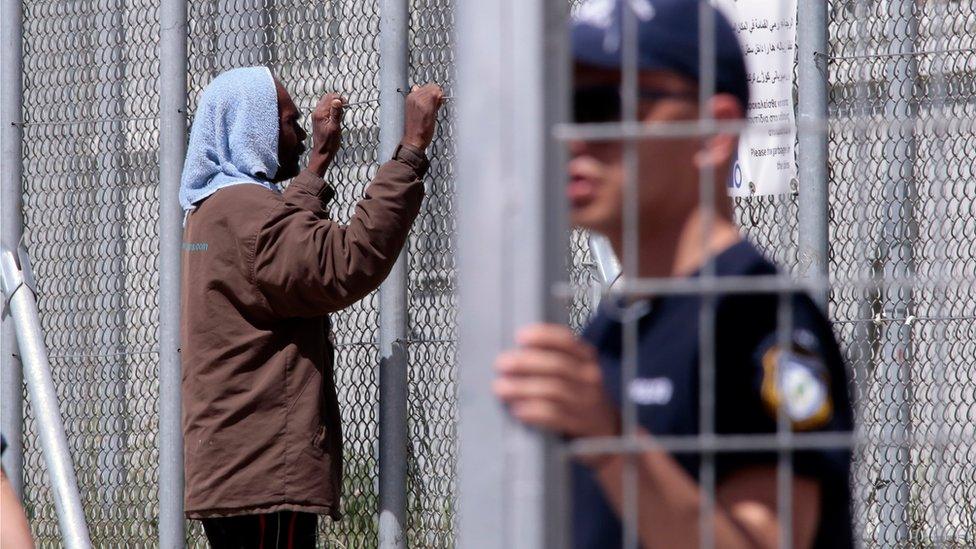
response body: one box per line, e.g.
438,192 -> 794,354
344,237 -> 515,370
202,511 -> 317,549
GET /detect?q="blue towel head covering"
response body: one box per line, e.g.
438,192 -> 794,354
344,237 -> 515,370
179,66 -> 281,212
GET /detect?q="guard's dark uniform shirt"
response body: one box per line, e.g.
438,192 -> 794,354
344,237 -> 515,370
572,240 -> 854,549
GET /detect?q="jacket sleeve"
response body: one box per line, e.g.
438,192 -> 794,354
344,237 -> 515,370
279,163 -> 337,217
252,144 -> 428,318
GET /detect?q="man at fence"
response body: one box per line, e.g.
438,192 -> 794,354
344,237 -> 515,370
493,1 -> 854,548
179,66 -> 442,547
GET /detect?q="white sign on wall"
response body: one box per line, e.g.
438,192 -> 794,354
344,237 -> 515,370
716,0 -> 798,197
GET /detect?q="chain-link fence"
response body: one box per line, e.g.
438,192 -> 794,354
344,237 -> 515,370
18,0 -> 162,544
829,2 -> 976,545
14,0 -> 458,546
405,1 -> 458,545
730,2 -> 976,545
566,1 -> 975,547
560,3 -> 976,547
7,0 -> 976,547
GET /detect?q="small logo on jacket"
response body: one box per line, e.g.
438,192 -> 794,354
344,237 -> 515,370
182,241 -> 209,252
628,377 -> 673,405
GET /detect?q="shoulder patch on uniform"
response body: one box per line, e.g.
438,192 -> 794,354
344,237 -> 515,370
759,342 -> 833,431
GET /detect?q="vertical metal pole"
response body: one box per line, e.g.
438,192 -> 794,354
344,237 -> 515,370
0,0 -> 25,497
1,250 -> 92,548
619,1 -> 642,546
875,3 -> 917,545
456,0 -> 569,547
695,4 -> 719,548
159,0 -> 187,546
508,1 -> 570,545
456,0 -> 509,544
796,0 -> 830,310
377,0 -> 409,546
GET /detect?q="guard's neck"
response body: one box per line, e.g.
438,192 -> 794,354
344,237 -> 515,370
608,208 -> 741,280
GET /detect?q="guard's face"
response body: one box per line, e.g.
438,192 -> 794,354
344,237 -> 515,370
274,80 -> 308,182
568,65 -> 703,241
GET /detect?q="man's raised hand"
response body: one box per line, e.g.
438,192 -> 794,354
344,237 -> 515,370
308,92 -> 344,177
401,84 -> 444,152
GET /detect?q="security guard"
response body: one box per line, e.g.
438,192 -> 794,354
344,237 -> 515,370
493,1 -> 854,547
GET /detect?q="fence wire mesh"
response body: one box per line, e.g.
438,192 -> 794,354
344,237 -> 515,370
827,2 -> 976,545
18,0 -> 162,545
728,2 -> 976,546
405,0 -> 458,546
10,0 -> 976,547
563,1 -> 975,548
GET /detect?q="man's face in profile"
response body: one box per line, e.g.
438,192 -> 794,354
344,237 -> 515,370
274,80 -> 308,182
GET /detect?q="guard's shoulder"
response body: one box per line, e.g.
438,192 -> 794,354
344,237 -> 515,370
715,239 -> 778,277
748,291 -> 847,432
712,240 -> 782,320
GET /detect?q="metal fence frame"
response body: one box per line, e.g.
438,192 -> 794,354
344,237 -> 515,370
1,247 -> 92,548
378,1 -> 410,547
459,0 -> 974,548
456,0 -> 570,546
796,0 -> 830,310
158,0 -> 187,546
3,0 -> 975,546
0,0 -> 432,544
1,0 -> 26,500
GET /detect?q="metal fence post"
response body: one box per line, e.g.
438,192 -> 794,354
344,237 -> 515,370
457,0 -> 569,547
0,0 -> 25,498
0,248 -> 92,548
796,0 -> 830,310
455,0 -> 509,542
377,0 -> 409,546
159,0 -> 188,546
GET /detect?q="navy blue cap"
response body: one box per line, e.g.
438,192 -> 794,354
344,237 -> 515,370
572,0 -> 750,109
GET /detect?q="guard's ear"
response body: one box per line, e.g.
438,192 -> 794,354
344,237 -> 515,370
693,93 -> 744,170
